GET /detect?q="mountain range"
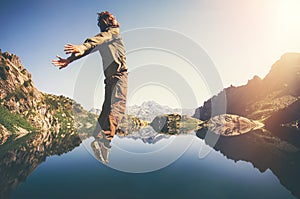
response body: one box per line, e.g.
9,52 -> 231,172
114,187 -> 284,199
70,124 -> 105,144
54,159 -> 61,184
193,53 -> 300,128
126,100 -> 195,122
1,50 -> 300,145
1,50 -> 299,199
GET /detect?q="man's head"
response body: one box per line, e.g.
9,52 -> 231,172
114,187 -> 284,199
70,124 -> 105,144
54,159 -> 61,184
97,11 -> 120,32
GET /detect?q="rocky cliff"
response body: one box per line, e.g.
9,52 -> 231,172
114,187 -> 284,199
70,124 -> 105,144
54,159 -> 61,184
0,50 -> 96,144
194,53 -> 300,125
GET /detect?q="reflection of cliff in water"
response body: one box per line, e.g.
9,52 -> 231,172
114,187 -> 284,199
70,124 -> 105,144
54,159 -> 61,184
196,128 -> 300,199
118,126 -> 171,144
0,131 -> 81,199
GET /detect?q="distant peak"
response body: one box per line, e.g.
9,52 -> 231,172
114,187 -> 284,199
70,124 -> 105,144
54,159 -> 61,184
141,100 -> 159,106
247,75 -> 262,85
251,75 -> 262,81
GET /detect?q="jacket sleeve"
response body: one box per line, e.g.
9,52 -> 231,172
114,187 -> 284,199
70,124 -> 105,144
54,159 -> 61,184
68,31 -> 112,62
82,31 -> 112,51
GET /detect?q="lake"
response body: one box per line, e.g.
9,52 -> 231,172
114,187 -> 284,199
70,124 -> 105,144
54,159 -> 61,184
1,126 -> 299,199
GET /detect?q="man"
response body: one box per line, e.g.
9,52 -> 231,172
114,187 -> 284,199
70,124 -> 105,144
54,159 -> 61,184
52,11 -> 128,140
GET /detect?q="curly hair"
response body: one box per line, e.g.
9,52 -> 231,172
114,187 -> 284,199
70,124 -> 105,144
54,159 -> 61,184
97,11 -> 120,31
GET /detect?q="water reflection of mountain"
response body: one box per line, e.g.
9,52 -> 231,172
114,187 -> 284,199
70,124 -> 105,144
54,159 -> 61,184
117,114 -> 199,144
118,127 -> 171,144
0,131 -> 81,199
2,113 -> 300,199
196,128 -> 300,199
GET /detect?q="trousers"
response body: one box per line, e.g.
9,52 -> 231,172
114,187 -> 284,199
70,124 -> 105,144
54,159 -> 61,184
97,71 -> 128,134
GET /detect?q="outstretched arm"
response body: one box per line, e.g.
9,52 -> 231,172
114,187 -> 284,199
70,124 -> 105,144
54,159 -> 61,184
51,55 -> 71,70
64,44 -> 86,56
52,44 -> 87,69
52,31 -> 112,69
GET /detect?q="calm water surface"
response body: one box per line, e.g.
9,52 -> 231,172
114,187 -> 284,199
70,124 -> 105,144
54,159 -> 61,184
1,127 -> 299,199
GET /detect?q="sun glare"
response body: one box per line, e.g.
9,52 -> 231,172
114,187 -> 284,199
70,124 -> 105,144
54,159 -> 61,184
278,0 -> 300,30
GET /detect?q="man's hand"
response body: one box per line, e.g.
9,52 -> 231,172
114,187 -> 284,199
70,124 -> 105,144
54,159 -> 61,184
51,55 -> 70,69
64,44 -> 85,57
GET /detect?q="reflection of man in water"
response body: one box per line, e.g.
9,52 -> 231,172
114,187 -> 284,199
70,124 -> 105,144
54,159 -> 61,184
91,132 -> 111,164
52,11 -> 128,140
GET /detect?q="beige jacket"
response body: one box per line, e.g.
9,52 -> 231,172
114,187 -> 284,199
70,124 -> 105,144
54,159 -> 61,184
71,27 -> 127,77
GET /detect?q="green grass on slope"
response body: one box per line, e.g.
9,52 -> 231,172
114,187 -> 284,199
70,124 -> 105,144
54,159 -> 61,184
0,105 -> 36,133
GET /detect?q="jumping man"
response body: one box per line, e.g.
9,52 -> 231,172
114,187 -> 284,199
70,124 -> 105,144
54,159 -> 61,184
52,11 -> 128,140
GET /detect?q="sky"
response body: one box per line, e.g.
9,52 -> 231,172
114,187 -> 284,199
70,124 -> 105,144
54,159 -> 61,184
1,0 -> 300,110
